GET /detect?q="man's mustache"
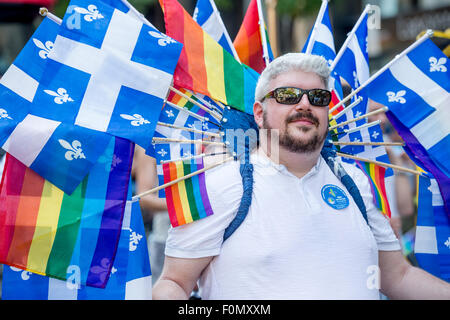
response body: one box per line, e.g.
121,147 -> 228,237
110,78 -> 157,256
285,112 -> 320,127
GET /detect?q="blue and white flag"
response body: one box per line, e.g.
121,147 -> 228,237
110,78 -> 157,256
151,103 -> 204,198
415,174 -> 450,282
301,0 -> 343,105
363,37 -> 450,214
332,7 -> 370,126
0,17 -> 112,194
31,0 -> 182,152
302,0 -> 336,66
1,197 -> 152,300
193,0 -> 238,60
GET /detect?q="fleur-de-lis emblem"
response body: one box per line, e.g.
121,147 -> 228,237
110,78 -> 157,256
429,56 -> 447,72
74,5 -> 104,22
129,229 -> 143,252
148,31 -> 176,46
90,258 -> 111,283
157,148 -> 167,157
32,38 -> 54,59
165,109 -> 174,118
44,88 -> 74,104
120,114 -> 150,126
0,108 -> 12,120
10,267 -> 32,281
386,90 -> 406,104
445,237 -> 450,249
58,139 -> 86,161
371,130 -> 380,139
202,122 -> 209,130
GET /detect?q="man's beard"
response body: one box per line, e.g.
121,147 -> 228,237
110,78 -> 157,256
262,110 -> 328,153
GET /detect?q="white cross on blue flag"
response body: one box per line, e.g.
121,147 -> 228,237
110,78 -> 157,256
0,17 -> 112,194
32,0 -> 182,151
415,174 -> 450,282
363,37 -> 450,214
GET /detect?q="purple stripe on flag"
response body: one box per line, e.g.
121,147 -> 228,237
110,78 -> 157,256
386,111 -> 450,217
86,137 -> 134,288
196,161 -> 214,217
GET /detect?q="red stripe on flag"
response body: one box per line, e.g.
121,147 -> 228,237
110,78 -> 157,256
3,157 -> 45,267
163,162 -> 179,227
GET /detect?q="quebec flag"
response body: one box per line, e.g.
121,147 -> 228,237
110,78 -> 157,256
1,197 -> 152,300
31,0 -> 183,151
0,17 -> 112,194
302,0 -> 336,65
415,174 -> 450,282
364,37 -> 450,214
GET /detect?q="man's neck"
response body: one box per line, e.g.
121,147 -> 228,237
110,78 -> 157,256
258,145 -> 322,179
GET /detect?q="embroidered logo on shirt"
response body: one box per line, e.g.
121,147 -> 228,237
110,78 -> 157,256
321,184 -> 349,210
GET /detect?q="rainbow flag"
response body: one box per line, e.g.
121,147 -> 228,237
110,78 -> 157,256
355,160 -> 392,218
233,0 -> 274,74
0,137 -> 134,288
160,0 -> 258,115
162,158 -> 213,227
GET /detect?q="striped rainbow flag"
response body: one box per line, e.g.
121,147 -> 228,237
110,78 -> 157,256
0,137 -> 134,288
355,160 -> 392,218
162,158 -> 213,227
160,0 -> 258,115
233,0 -> 274,74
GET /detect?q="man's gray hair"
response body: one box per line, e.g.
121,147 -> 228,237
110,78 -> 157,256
254,53 -> 331,103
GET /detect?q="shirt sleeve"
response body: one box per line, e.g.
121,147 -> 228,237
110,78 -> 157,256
164,160 -> 243,258
344,162 -> 402,251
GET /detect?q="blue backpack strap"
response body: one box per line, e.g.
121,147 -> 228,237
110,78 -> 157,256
222,139 -> 369,242
320,137 -> 369,224
223,163 -> 254,241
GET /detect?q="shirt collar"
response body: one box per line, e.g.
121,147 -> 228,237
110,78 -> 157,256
250,149 -> 322,179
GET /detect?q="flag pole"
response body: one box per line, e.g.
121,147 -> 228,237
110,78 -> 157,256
152,137 -> 226,146
156,121 -> 223,138
331,96 -> 363,120
330,4 -> 371,71
329,106 -> 387,130
332,141 -> 405,147
132,156 -> 234,202
39,7 -> 62,24
160,151 -> 232,164
329,29 -> 434,114
169,86 -> 222,122
338,120 -> 381,135
304,0 -> 328,54
256,0 -> 270,66
337,152 -> 426,176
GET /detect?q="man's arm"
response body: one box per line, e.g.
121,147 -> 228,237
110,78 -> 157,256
379,250 -> 450,299
152,255 -> 214,300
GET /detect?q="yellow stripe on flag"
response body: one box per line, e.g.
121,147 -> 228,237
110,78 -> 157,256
175,161 -> 193,224
26,181 -> 64,273
203,33 -> 227,104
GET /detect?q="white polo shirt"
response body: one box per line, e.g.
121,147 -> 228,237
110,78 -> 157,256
165,152 -> 401,300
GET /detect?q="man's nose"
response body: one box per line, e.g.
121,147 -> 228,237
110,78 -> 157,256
294,93 -> 312,111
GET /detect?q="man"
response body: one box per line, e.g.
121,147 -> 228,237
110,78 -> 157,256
152,53 -> 450,299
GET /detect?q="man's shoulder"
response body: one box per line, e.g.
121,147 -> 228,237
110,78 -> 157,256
339,160 -> 367,183
204,158 -> 243,198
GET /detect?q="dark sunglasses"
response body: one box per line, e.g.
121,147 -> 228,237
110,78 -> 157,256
262,87 -> 332,107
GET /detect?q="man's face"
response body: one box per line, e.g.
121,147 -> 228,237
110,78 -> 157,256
255,70 -> 329,153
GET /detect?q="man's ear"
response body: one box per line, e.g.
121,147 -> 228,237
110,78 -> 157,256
253,101 -> 264,129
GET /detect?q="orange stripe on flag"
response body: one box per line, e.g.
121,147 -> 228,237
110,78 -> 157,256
6,168 -> 45,268
168,162 -> 186,226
